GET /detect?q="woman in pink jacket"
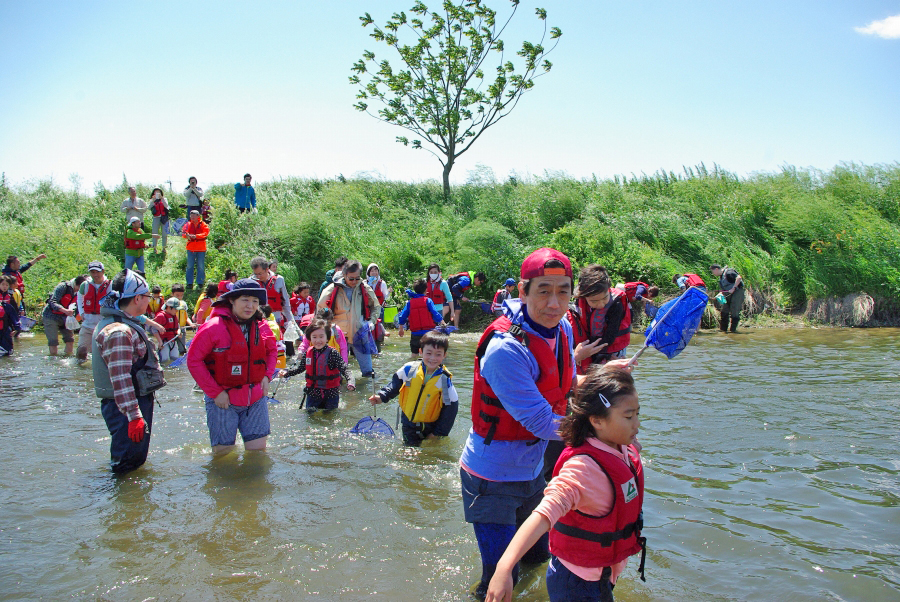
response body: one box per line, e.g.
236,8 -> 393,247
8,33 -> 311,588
187,279 -> 277,454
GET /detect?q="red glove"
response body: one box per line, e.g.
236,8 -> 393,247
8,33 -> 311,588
127,417 -> 147,443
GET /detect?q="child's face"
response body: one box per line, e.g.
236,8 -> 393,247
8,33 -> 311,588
589,393 -> 640,448
172,291 -> 184,299
152,292 -> 161,298
420,344 -> 447,371
165,307 -> 178,316
310,328 -> 328,349
299,288 -> 309,297
0,281 -> 8,293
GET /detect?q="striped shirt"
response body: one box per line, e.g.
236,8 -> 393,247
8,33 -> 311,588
95,322 -> 149,421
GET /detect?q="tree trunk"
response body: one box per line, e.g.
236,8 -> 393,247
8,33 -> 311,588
442,160 -> 454,200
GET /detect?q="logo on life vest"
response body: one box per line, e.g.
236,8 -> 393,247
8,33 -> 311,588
622,478 -> 638,503
231,366 -> 243,376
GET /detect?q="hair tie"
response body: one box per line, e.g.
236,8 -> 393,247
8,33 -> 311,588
598,392 -> 611,408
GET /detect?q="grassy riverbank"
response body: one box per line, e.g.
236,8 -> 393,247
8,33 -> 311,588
1,163 -> 899,326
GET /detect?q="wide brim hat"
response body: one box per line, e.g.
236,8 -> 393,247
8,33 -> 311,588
214,278 -> 267,305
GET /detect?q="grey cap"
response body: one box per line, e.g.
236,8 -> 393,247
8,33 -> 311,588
88,261 -> 104,272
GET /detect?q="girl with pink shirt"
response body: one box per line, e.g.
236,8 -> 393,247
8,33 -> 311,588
486,366 -> 646,602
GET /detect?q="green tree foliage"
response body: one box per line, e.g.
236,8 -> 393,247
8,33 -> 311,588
350,0 -> 561,198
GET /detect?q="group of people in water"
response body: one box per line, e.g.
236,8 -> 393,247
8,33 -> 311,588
0,232 -> 747,600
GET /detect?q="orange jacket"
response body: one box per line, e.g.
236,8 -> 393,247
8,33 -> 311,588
182,219 -> 210,252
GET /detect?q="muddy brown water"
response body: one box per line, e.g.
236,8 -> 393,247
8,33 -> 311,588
1,327 -> 898,601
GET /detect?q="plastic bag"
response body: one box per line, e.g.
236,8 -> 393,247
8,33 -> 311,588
352,322 -> 379,356
65,315 -> 80,331
283,321 -> 301,343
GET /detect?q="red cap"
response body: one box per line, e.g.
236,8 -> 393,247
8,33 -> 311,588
520,248 -> 573,280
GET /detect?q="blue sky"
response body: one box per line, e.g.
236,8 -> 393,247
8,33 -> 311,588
1,1 -> 898,192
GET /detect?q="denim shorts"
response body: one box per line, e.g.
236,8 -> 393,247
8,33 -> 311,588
460,468 -> 546,525
205,396 -> 270,446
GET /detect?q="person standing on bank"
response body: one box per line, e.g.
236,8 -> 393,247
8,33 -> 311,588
76,261 -> 111,361
42,274 -> 87,356
120,186 -> 148,226
234,173 -> 256,214
710,264 -> 744,333
183,177 -> 203,215
318,260 -> 381,378
148,187 -> 170,253
182,210 -> 210,290
459,248 -> 577,600
92,270 -> 167,473
187,279 -> 277,454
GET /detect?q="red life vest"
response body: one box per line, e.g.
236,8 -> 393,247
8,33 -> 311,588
305,346 -> 341,390
370,278 -> 386,305
264,276 -> 283,311
567,292 -> 632,374
124,231 -> 146,250
81,280 -> 110,315
48,283 -> 76,316
202,315 -> 269,389
684,273 -> 706,288
426,278 -> 447,305
325,284 -> 372,321
623,282 -> 649,302
150,199 -> 168,217
406,296 -> 435,332
155,310 -> 179,342
448,272 -> 472,293
470,316 -> 573,444
549,442 -> 646,578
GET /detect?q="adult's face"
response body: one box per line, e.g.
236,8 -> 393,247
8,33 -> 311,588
189,178 -> 197,186
711,267 -> 722,277
191,215 -> 201,225
252,265 -> 269,280
244,176 -> 252,186
9,258 -> 20,271
519,274 -> 572,330
128,293 -> 150,317
90,270 -> 105,284
231,295 -> 260,321
128,187 -> 136,199
344,269 -> 362,289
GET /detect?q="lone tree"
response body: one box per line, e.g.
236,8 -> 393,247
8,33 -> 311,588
350,0 -> 561,198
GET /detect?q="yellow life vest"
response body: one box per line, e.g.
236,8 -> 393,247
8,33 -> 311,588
267,315 -> 286,369
398,362 -> 452,423
328,332 -> 340,354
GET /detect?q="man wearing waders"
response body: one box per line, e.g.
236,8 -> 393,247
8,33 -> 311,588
711,264 -> 744,332
92,270 -> 166,473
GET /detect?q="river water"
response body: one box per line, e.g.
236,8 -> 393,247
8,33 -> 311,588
1,327 -> 898,601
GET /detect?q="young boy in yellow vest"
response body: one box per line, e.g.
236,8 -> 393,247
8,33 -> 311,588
368,330 -> 458,446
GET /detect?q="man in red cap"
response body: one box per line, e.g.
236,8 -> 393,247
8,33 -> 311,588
459,247 -> 577,599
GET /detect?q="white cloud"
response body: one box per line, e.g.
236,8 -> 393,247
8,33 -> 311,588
854,14 -> 900,39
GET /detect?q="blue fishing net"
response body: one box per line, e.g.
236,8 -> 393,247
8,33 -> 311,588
349,416 -> 395,438
643,287 -> 709,359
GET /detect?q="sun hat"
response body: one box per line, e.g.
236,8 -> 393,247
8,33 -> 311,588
215,278 -> 267,305
520,248 -> 573,280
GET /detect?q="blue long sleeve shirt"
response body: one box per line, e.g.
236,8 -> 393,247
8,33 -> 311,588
397,292 -> 443,335
459,299 -> 575,482
233,183 -> 257,209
